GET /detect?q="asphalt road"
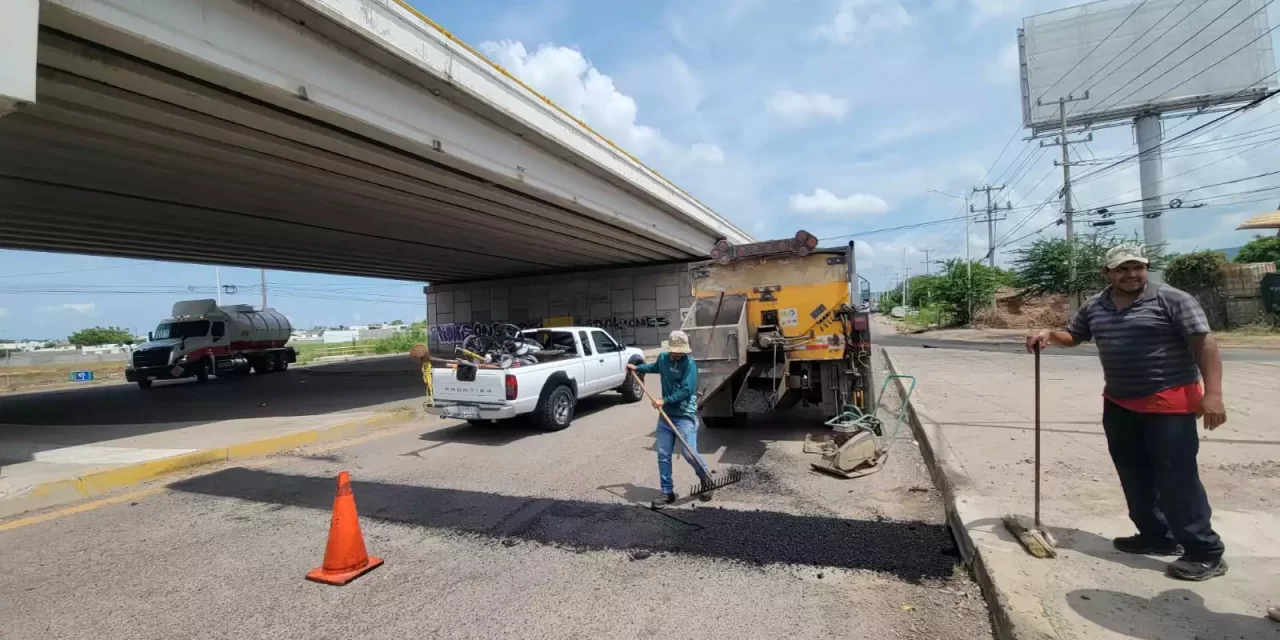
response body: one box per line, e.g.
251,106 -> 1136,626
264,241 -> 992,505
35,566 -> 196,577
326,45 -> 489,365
0,350 -> 993,640
0,357 -> 425,426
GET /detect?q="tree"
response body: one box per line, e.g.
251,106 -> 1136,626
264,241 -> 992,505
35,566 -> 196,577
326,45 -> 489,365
1234,235 -> 1280,265
930,259 -> 1004,326
906,274 -> 942,308
1012,232 -> 1162,298
1165,251 -> 1228,291
389,319 -> 405,326
68,326 -> 134,346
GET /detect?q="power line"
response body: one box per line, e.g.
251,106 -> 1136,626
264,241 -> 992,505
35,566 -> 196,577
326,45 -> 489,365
1066,0 -> 1213,118
818,214 -> 974,242
1092,0 -> 1276,115
1036,0 -> 1151,105
1064,0 -> 1197,102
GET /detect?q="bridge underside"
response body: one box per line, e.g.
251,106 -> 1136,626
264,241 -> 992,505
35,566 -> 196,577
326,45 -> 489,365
0,9 -> 722,283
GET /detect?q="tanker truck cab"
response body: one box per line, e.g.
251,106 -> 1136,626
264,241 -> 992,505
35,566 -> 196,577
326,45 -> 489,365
126,299 -> 297,389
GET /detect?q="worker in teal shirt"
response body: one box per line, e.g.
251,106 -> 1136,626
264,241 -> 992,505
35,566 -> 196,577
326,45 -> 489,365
627,330 -> 712,508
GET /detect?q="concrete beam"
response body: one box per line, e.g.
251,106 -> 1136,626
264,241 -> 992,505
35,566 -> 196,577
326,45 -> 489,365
0,0 -> 38,117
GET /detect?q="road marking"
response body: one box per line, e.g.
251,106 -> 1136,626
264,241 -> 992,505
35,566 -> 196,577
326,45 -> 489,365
0,487 -> 166,532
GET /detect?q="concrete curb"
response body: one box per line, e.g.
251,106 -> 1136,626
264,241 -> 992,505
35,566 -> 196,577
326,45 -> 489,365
882,348 -> 1059,640
2,409 -> 416,519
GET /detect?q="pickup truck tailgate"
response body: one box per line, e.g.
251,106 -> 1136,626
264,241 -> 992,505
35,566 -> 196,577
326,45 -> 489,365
432,367 -> 507,403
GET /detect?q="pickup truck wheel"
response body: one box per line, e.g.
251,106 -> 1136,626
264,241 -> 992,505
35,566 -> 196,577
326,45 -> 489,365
136,379 -> 152,390
536,385 -> 576,431
619,372 -> 644,403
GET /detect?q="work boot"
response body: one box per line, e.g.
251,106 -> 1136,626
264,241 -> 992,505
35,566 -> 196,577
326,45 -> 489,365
650,493 -> 676,510
1113,535 -> 1183,556
1167,556 -> 1228,581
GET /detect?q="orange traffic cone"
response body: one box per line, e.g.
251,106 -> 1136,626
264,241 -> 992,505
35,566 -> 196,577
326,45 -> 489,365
306,471 -> 383,585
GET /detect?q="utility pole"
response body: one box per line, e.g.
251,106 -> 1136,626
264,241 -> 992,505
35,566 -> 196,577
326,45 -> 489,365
971,185 -> 1010,267
921,249 -> 933,275
215,267 -> 222,305
1039,92 -> 1093,313
260,268 -> 268,310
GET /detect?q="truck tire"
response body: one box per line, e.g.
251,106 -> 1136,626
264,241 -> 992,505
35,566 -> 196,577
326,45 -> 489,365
195,359 -> 210,383
137,379 -> 152,390
252,357 -> 272,375
619,372 -> 644,403
274,354 -> 288,372
535,385 -> 576,431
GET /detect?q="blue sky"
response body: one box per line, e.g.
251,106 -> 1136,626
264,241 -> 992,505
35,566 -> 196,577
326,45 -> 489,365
3,0 -> 1278,339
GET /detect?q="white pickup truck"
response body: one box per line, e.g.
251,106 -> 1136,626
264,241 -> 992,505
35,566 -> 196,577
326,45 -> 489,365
426,327 -> 648,430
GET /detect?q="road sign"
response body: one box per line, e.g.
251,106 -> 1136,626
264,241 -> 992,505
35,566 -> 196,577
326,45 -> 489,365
69,370 -> 94,382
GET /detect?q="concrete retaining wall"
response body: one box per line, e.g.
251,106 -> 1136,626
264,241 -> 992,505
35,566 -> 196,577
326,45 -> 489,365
425,263 -> 695,348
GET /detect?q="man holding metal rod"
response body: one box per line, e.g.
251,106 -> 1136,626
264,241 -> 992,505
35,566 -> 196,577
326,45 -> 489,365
1026,245 -> 1228,582
627,330 -> 714,509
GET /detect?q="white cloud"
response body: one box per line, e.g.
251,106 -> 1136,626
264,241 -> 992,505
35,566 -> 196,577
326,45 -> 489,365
814,0 -> 913,45
985,42 -> 1020,84
790,189 -> 890,216
481,41 -> 723,166
970,0 -> 1023,23
767,90 -> 850,126
35,303 -> 96,315
0,307 -> 7,318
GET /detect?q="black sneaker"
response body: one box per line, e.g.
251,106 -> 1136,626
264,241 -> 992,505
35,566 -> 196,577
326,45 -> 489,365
1167,556 -> 1228,581
650,493 -> 676,510
1113,535 -> 1184,556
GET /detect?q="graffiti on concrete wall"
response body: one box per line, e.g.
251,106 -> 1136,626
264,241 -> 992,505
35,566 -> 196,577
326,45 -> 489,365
430,314 -> 673,343
429,321 -> 541,344
589,315 -> 671,329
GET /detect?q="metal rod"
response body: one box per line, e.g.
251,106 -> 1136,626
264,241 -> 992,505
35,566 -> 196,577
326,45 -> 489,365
1034,342 -> 1042,529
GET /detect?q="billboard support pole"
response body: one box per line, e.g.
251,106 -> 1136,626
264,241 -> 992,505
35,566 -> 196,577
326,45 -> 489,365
1136,113 -> 1166,283
1039,93 -> 1092,314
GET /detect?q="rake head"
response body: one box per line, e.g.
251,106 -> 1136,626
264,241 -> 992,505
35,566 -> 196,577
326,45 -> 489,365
687,466 -> 746,497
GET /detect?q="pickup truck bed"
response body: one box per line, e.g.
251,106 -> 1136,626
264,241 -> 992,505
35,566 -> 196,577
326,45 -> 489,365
426,327 -> 647,430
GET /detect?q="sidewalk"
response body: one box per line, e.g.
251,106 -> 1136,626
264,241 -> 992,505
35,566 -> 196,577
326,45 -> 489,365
885,346 -> 1280,639
0,408 -> 414,519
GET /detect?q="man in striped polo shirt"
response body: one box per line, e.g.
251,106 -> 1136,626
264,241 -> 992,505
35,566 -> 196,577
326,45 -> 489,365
1027,245 -> 1228,581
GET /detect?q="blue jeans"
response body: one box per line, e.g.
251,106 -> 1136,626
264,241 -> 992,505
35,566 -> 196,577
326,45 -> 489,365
656,415 -> 710,495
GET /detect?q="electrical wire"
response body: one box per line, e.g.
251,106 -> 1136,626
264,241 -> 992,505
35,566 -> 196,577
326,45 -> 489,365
1090,0 -> 1275,116
1035,0 -> 1151,105
1062,0 -> 1199,103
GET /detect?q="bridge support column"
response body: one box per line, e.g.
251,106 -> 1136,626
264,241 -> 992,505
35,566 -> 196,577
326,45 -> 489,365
0,0 -> 38,117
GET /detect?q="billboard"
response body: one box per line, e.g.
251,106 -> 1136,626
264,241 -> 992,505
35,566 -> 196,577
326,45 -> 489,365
1019,0 -> 1277,135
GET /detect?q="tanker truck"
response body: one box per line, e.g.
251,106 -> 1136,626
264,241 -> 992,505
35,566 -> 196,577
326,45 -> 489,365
125,299 -> 296,389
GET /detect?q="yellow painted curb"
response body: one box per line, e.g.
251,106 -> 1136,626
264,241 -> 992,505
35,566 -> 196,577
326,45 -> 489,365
2,410 -> 415,519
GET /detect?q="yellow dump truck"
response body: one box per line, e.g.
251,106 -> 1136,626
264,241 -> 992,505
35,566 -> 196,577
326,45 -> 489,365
682,230 -> 874,426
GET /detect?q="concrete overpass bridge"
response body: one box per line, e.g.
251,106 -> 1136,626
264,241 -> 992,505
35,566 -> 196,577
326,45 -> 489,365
0,0 -> 750,284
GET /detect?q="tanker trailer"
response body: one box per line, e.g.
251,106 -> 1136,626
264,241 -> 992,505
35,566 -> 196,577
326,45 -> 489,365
126,299 -> 297,389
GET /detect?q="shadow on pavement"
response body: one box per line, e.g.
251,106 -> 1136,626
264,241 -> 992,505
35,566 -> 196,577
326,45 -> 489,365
968,518 -> 1170,573
170,467 -> 962,582
418,394 -> 631,447
1067,588 -> 1277,639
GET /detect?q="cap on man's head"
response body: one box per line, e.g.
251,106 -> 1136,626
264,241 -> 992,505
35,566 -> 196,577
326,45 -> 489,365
663,330 -> 692,354
1104,245 -> 1149,270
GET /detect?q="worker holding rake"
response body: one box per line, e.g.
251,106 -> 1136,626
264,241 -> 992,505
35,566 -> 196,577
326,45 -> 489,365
627,330 -> 714,509
1028,245 -> 1228,582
